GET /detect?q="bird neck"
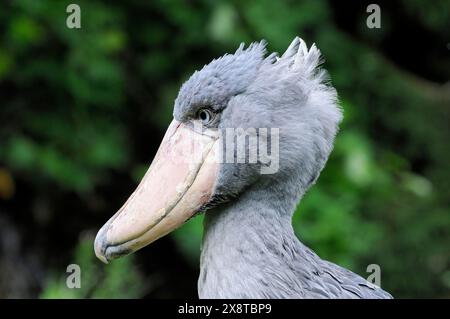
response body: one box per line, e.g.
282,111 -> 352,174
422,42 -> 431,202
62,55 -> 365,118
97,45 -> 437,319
199,180 -> 309,298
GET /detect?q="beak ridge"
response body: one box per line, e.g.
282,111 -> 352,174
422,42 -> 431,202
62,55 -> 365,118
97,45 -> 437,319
94,119 -> 219,262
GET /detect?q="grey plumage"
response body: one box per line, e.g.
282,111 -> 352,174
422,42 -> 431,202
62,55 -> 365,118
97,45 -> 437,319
173,37 -> 392,299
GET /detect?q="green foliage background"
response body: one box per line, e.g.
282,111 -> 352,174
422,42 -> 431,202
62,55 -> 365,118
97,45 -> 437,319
0,0 -> 448,298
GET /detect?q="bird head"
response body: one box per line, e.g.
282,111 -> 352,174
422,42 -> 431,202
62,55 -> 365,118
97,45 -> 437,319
94,37 -> 342,263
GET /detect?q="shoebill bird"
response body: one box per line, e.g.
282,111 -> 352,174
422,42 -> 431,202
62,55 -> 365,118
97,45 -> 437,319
94,37 -> 392,299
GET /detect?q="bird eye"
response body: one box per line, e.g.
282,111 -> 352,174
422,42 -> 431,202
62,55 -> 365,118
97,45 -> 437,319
198,108 -> 213,125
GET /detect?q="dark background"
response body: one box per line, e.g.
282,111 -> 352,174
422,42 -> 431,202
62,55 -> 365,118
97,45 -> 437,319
0,0 -> 449,298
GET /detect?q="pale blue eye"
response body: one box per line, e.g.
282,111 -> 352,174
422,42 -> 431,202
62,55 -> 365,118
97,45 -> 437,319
198,109 -> 212,124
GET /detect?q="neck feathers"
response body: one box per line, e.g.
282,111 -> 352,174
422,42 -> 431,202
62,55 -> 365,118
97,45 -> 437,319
198,182 -> 393,299
199,184 -> 309,298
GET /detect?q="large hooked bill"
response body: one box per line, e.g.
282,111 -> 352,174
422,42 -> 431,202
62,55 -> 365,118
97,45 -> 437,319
94,119 -> 220,263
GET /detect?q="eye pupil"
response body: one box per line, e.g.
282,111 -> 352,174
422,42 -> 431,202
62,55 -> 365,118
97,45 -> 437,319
198,109 -> 212,124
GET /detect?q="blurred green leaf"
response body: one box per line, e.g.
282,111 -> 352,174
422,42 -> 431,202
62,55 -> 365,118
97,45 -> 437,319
40,235 -> 146,299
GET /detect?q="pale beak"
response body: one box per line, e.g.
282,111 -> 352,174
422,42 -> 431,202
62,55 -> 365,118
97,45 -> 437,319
94,119 -> 219,263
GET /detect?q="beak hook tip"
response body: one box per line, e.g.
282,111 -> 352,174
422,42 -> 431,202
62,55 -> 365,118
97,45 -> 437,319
94,228 -> 110,264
